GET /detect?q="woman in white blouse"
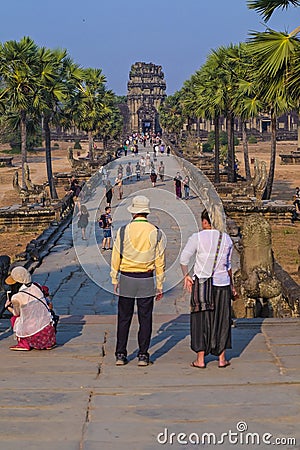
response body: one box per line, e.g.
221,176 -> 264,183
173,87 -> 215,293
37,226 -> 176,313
180,209 -> 236,369
5,266 -> 56,351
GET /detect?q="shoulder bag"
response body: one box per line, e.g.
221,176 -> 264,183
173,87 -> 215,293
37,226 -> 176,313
191,232 -> 222,312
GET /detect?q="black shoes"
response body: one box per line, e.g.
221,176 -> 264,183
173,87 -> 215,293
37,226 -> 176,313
115,353 -> 151,366
115,353 -> 128,366
138,353 -> 150,367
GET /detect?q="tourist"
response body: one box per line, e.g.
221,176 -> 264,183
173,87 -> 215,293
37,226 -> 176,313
135,162 -> 141,181
105,180 -> 114,206
180,209 -> 236,368
167,145 -> 171,156
183,175 -> 190,200
158,161 -> 165,182
291,194 -> 300,223
110,196 -> 165,366
115,175 -> 123,200
126,162 -> 133,181
150,168 -> 157,187
145,152 -> 151,173
77,204 -> 89,240
102,167 -> 108,185
117,164 -> 123,179
101,206 -> 113,250
69,179 -> 81,213
140,155 -> 146,176
160,143 -> 165,155
174,172 -> 183,199
5,267 -> 56,351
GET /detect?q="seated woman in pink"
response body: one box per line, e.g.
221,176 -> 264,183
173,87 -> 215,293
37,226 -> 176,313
5,266 -> 56,351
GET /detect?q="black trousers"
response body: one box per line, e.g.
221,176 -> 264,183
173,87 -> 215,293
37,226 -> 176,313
116,295 -> 154,357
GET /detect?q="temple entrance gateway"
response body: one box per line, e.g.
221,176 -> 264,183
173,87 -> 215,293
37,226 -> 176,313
142,120 -> 152,133
127,62 -> 166,134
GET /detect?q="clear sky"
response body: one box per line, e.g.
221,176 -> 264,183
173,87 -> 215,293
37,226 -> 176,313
1,0 -> 299,95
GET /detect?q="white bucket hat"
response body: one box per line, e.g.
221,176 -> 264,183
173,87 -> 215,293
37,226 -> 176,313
127,195 -> 151,214
5,266 -> 31,285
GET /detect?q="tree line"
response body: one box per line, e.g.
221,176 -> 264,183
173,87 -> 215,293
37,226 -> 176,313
159,0 -> 300,199
0,37 -> 123,199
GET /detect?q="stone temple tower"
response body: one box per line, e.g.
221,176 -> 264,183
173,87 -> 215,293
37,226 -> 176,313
127,62 -> 166,134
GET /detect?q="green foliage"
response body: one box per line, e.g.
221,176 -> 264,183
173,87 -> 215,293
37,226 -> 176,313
202,142 -> 213,152
74,140 -> 82,150
53,142 -> 59,148
248,135 -> 258,143
115,95 -> 127,104
247,0 -> 300,22
159,92 -> 185,138
283,228 -> 295,235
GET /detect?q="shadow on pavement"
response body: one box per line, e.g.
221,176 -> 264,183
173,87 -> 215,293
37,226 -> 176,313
127,315 -> 264,364
56,315 -> 85,345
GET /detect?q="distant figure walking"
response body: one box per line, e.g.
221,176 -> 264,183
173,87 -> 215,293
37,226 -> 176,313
100,206 -> 113,251
135,162 -> 141,181
150,169 -> 157,187
115,175 -> 123,200
183,175 -> 190,199
140,156 -> 146,176
126,162 -> 133,181
158,161 -> 165,182
77,204 -> 89,240
174,172 -> 182,199
105,180 -> 114,206
146,152 -> 151,173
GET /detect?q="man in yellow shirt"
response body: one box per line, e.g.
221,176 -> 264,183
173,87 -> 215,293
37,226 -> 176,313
111,195 -> 165,366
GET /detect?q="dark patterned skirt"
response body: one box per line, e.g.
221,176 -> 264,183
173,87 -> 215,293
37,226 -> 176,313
190,285 -> 231,356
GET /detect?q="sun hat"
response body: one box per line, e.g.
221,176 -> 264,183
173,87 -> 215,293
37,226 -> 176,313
5,266 -> 31,285
127,195 -> 151,214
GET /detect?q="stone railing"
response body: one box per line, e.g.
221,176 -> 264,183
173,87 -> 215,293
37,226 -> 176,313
279,152 -> 300,164
0,192 -> 74,232
164,135 -> 300,318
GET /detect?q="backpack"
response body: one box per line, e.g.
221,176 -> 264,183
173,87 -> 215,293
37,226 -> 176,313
99,214 -> 107,229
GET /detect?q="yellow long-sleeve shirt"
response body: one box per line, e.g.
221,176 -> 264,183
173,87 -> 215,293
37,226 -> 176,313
110,219 -> 165,290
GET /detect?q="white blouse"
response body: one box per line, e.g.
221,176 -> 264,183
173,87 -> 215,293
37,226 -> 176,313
11,284 -> 52,338
180,229 -> 233,286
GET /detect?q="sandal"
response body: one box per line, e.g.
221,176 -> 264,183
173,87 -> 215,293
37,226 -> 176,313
218,361 -> 231,368
190,361 -> 206,369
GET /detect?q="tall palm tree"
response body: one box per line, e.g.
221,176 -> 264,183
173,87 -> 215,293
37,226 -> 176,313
0,37 -> 40,189
159,91 -> 185,145
74,68 -> 109,161
37,50 -> 84,199
209,45 -> 242,183
182,67 -> 224,184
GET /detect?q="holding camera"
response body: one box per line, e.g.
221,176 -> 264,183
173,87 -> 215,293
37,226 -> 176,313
5,267 -> 56,351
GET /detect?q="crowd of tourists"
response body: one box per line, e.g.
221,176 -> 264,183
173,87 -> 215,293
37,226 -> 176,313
4,136 -> 237,370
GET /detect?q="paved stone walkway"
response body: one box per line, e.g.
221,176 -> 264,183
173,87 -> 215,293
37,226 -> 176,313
0,143 -> 299,450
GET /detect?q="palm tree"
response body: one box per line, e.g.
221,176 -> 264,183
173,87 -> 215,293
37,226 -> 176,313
74,68 -> 109,161
182,68 -> 224,184
97,93 -> 123,150
0,37 -> 40,189
208,45 -> 242,183
37,50 -> 84,199
159,91 -> 185,145
247,0 -> 300,21
247,28 -> 300,197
